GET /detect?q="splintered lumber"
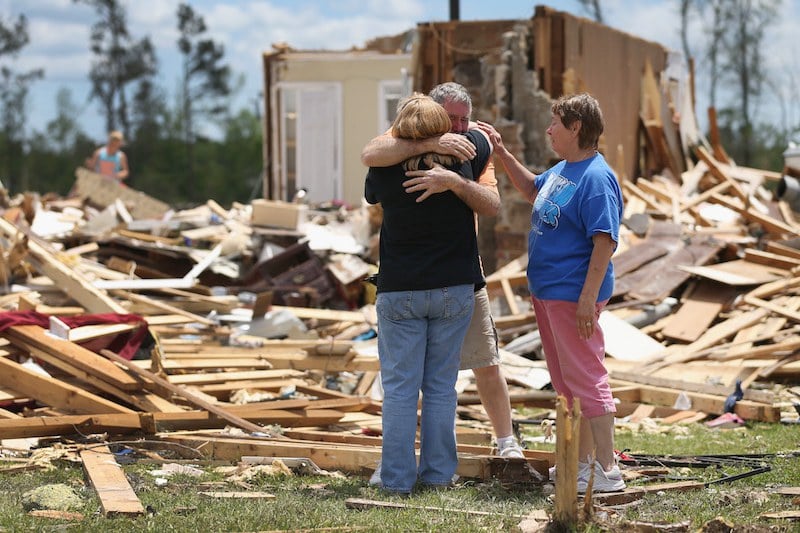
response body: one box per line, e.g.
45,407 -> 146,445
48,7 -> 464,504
159,432 -> 537,480
609,369 -> 774,404
2,325 -> 140,391
161,352 -> 380,373
591,481 -> 705,507
612,240 -> 671,277
710,193 -> 798,236
0,217 -> 127,314
0,407 -> 344,439
679,180 -> 731,212
627,241 -> 723,302
744,248 -> 800,270
746,275 -> 800,300
0,414 -> 142,439
677,260 -> 785,286
554,396 -> 581,526
610,380 -> 780,421
168,369 -> 306,386
637,307 -> 771,372
621,180 -> 671,218
113,290 -> 216,326
80,445 -> 145,517
694,145 -> 747,201
99,349 -> 266,434
744,295 -> 800,323
153,409 -> 345,430
0,356 -> 133,414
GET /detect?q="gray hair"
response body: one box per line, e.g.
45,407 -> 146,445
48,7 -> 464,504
428,82 -> 472,117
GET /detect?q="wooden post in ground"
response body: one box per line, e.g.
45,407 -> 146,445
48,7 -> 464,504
553,395 -> 581,527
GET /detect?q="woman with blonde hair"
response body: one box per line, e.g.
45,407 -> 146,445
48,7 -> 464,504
364,93 -> 490,494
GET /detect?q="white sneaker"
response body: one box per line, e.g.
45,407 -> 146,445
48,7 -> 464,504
497,440 -> 525,458
549,460 -> 591,482
577,461 -> 626,493
369,463 -> 382,487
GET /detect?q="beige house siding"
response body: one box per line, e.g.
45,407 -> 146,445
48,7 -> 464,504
263,51 -> 411,206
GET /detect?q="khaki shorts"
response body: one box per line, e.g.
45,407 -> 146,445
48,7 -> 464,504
460,286 -> 501,370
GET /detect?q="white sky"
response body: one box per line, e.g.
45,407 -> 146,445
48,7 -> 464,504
1,0 -> 798,143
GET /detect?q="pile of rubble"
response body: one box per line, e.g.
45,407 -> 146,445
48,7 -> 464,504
1,147 -> 799,511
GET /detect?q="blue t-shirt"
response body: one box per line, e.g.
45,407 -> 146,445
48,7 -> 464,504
527,153 -> 622,302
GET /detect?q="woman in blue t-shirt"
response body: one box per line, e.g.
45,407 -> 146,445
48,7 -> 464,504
478,93 -> 626,493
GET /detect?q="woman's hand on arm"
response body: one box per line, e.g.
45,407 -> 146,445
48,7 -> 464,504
403,164 -> 500,215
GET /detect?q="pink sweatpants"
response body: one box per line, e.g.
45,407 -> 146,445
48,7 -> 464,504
532,296 -> 616,418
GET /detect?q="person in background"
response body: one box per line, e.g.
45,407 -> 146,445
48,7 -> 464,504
85,130 -> 129,182
477,93 -> 625,493
361,82 -> 524,459
364,93 -> 490,494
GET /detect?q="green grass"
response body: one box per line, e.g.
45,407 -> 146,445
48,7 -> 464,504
1,420 -> 798,532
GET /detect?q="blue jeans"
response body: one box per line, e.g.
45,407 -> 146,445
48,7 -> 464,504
376,284 -> 474,493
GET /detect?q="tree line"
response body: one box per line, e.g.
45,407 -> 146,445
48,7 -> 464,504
0,0 -> 260,208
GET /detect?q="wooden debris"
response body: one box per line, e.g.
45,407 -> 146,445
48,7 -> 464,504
80,445 -> 145,517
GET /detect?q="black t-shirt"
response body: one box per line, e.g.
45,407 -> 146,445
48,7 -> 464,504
365,130 -> 490,293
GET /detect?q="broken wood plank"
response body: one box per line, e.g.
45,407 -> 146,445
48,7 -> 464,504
344,497 -> 528,519
694,145 -> 747,202
0,356 -> 133,415
159,432 -> 539,481
637,307 -> 771,372
2,325 -> 140,392
0,217 -> 127,314
99,349 -> 267,435
660,281 -> 738,343
610,380 -> 780,421
80,445 -> 145,517
609,369 -> 774,404
199,491 -> 275,499
710,193 -> 798,236
113,290 -> 216,326
0,407 -> 344,439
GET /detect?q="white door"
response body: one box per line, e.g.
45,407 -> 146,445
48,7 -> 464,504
279,83 -> 341,203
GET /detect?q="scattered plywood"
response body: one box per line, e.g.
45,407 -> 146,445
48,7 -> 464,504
660,281 -> 739,342
678,260 -> 787,286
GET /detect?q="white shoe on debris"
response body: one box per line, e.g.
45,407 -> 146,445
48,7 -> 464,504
497,440 -> 525,458
577,461 -> 626,493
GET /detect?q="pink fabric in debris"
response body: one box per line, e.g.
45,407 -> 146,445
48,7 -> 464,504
0,310 -> 148,360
